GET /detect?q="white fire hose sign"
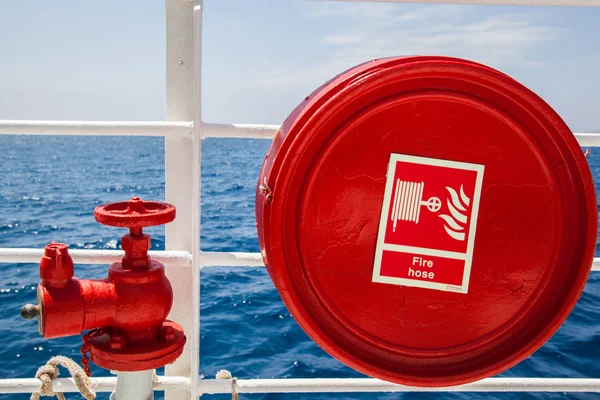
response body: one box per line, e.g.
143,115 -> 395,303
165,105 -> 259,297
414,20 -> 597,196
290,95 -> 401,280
372,154 -> 484,294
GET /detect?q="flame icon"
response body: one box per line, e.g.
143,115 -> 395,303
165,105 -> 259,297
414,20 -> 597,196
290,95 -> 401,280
439,185 -> 471,241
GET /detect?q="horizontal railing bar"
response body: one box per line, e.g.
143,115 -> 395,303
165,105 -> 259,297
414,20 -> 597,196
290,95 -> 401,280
199,377 -> 600,394
200,251 -> 264,268
3,376 -> 600,394
2,249 -> 600,272
0,248 -> 191,267
202,122 -> 279,139
202,123 -> 600,146
1,121 -> 597,145
0,375 -> 189,394
321,0 -> 600,6
201,252 -> 600,272
0,120 -> 192,137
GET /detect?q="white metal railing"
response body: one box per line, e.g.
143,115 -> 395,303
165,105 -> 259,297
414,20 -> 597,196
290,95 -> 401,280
3,377 -> 600,395
199,378 -> 600,394
161,1 -> 202,399
0,248 -> 191,267
3,376 -> 600,395
0,376 -> 189,394
2,121 -> 600,145
0,120 -> 281,140
2,248 -> 598,271
0,120 -> 192,137
201,123 -> 281,139
0,248 -> 266,269
0,0 -> 598,398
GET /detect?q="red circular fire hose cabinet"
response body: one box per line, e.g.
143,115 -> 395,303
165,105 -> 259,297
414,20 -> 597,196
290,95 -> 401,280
255,56 -> 598,386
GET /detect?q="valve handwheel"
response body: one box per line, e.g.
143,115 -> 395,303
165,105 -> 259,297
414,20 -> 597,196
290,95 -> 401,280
94,197 -> 176,228
94,197 -> 177,270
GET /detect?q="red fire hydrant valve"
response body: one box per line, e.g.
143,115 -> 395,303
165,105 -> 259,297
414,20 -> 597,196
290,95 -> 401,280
21,197 -> 186,372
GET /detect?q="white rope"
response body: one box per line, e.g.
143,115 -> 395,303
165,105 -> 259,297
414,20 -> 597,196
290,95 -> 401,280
31,356 -> 96,400
216,369 -> 238,400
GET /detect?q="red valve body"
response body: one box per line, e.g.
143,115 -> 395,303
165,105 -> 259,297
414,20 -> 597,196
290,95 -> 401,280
39,249 -> 172,343
32,198 -> 186,371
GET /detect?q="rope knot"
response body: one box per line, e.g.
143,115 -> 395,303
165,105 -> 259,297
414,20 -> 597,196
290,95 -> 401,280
33,365 -> 61,399
31,356 -> 96,400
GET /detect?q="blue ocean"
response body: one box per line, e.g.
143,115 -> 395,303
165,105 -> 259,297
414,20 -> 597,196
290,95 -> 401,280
1,135 -> 599,400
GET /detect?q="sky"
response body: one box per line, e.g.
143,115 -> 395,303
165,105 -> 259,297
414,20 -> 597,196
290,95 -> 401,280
0,0 -> 599,131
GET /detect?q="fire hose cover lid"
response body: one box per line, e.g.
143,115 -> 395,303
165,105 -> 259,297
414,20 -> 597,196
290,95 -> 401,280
255,56 -> 598,387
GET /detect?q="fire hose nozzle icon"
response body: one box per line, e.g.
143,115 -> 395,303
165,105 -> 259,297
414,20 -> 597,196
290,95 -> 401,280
390,180 -> 441,232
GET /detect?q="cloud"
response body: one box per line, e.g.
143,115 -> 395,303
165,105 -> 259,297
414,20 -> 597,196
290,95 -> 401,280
317,6 -> 558,65
248,3 -> 560,91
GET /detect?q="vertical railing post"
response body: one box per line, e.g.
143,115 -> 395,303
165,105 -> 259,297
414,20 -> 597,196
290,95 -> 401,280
165,0 -> 201,399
